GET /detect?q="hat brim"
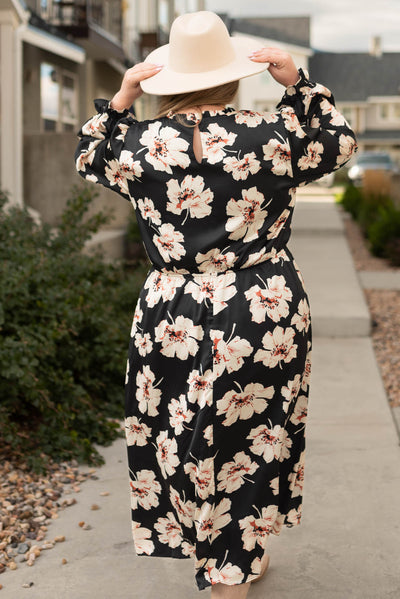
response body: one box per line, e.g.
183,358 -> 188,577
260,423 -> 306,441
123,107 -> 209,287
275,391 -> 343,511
140,36 -> 269,95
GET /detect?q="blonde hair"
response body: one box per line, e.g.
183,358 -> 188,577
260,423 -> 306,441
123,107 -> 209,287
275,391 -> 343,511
155,80 -> 239,122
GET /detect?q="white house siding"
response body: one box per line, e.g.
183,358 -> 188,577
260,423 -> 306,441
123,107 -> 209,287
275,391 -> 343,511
232,33 -> 311,112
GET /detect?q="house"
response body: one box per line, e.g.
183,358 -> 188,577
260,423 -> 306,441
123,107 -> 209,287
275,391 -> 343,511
227,16 -> 313,112
309,49 -> 400,164
0,0 -> 133,256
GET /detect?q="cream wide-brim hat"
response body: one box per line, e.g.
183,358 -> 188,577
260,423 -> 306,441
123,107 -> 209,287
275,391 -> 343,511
140,11 -> 269,96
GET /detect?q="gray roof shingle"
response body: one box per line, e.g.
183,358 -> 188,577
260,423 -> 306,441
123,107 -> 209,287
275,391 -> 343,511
230,16 -> 311,49
309,52 -> 400,102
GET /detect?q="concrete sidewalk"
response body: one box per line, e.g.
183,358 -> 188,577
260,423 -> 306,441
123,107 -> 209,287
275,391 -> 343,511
2,189 -> 400,598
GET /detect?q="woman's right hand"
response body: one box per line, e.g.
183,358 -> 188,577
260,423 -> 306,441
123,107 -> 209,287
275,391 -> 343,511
110,63 -> 163,110
249,48 -> 300,87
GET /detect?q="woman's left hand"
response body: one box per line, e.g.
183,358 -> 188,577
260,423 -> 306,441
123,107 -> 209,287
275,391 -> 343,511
249,47 -> 299,87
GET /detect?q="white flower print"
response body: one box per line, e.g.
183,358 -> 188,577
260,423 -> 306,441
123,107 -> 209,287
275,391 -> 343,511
184,272 -> 237,315
130,469 -> 161,510
137,197 -> 161,225
184,457 -> 215,500
263,138 -> 293,177
134,332 -> 153,356
223,152 -> 261,181
166,175 -> 213,221
216,451 -> 259,493
336,134 -> 357,168
195,247 -> 237,272
81,112 -> 108,139
302,342 -> 312,391
270,477 -> 279,496
139,122 -> 190,173
281,374 -> 302,413
155,431 -> 180,479
234,110 -> 264,127
245,274 -> 293,324
130,299 -> 143,337
143,270 -> 185,308
187,368 -> 214,408
195,498 -> 232,543
239,504 -> 278,551
125,358 -> 129,385
263,112 -> 279,124
75,139 -> 102,173
290,395 -> 308,426
115,121 -> 129,142
169,486 -> 196,528
247,424 -> 292,463
200,123 -> 237,164
119,150 -> 144,180
297,140 -> 324,171
281,107 -> 307,138
153,223 -> 186,263
210,327 -> 253,378
104,158 -> 130,195
125,416 -> 151,447
291,298 -> 311,333
226,187 -> 269,243
254,325 -> 298,369
132,521 -> 155,555
204,557 -> 244,585
182,541 -> 196,557
267,208 -> 290,240
320,98 -> 348,127
154,512 -> 183,548
286,505 -> 302,526
136,365 -> 162,416
288,451 -> 305,498
168,394 -> 194,435
155,315 -> 204,360
204,424 -> 213,447
216,382 -> 273,427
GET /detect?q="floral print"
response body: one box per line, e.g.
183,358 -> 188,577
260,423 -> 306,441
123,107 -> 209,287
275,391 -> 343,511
74,68 -> 357,591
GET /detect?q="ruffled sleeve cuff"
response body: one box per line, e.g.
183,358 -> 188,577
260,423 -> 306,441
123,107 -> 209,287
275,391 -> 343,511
93,98 -> 137,127
277,67 -> 336,136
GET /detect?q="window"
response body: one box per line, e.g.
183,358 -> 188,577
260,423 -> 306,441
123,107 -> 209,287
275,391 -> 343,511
41,63 -> 59,131
341,107 -> 354,126
40,62 -> 78,132
378,104 -> 390,120
394,104 -> 400,120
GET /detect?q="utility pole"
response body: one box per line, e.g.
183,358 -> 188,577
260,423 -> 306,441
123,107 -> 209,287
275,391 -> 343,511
197,0 -> 206,9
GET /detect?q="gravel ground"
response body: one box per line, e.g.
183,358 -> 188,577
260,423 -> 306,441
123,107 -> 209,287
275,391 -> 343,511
341,209 -> 400,409
0,455 -> 99,586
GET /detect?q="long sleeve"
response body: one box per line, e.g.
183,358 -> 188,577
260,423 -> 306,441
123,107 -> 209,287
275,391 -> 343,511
276,68 -> 358,187
74,99 -> 141,202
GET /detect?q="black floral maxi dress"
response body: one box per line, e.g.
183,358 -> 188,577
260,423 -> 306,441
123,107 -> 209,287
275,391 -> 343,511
74,68 -> 357,591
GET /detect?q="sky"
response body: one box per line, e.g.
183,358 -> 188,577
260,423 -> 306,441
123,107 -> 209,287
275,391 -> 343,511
198,0 -> 400,52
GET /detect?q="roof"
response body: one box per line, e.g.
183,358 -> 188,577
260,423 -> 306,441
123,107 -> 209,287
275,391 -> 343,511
309,52 -> 400,102
229,16 -> 311,49
357,130 -> 400,141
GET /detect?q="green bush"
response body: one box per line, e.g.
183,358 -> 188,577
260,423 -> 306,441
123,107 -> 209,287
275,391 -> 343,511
337,184 -> 363,219
367,203 -> 400,258
338,183 -> 400,265
0,186 -> 148,473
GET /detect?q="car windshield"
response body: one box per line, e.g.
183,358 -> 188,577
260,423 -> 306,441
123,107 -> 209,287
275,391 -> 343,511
357,154 -> 392,165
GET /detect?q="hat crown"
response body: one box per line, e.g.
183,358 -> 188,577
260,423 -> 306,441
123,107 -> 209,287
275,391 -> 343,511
169,11 -> 235,74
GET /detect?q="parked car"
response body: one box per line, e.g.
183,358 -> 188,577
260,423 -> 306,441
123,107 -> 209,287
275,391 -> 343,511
348,152 -> 399,186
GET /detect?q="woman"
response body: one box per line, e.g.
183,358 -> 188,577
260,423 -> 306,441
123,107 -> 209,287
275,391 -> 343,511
74,11 -> 357,598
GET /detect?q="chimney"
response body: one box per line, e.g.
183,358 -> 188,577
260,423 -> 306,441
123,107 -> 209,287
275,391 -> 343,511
370,35 -> 383,58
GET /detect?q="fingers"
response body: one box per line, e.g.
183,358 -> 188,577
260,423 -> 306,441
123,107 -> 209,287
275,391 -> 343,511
249,47 -> 290,67
126,63 -> 163,83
